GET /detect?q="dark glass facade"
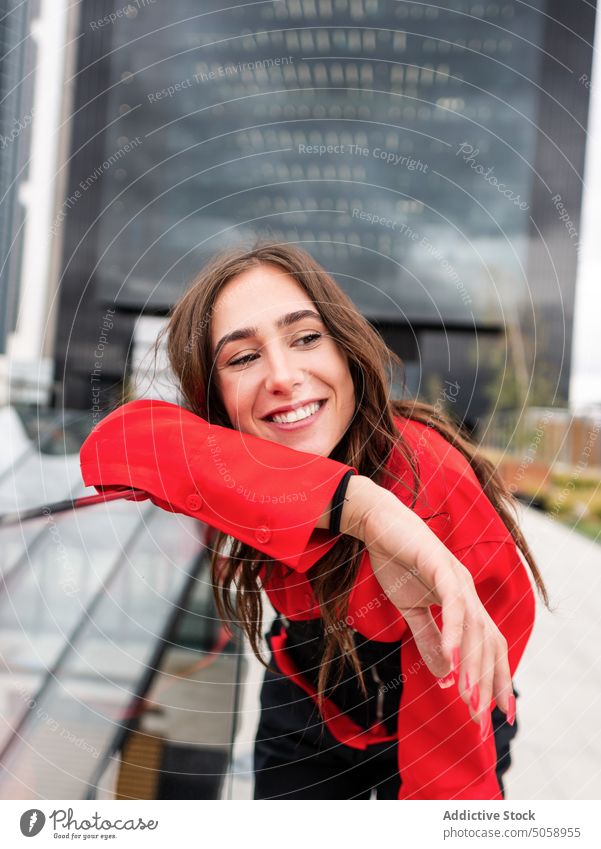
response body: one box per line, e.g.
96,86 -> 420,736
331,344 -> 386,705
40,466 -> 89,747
55,0 -> 596,420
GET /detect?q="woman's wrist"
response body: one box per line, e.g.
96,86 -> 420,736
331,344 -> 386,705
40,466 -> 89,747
338,474 -> 381,541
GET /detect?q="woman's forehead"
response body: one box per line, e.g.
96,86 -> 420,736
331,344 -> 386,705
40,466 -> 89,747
211,266 -> 315,336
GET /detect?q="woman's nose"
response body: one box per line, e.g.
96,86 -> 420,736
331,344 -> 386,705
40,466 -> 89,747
263,347 -> 304,394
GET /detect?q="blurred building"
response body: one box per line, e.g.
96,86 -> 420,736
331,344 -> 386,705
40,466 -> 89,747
0,1 -> 34,376
51,0 -> 597,423
0,0 -> 599,801
484,405 -> 601,469
0,0 -> 75,404
1,0 -> 598,418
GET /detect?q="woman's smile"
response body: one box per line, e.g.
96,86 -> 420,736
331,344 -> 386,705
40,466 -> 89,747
262,397 -> 327,429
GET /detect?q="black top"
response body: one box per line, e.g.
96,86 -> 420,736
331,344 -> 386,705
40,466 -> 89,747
267,616 -> 403,736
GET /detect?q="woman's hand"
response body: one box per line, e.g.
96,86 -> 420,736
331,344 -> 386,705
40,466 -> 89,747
340,476 -> 514,734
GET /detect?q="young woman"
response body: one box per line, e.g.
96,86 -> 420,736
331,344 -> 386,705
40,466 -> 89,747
80,241 -> 545,800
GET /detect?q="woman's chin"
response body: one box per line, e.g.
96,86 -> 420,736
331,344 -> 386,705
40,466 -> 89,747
282,436 -> 331,457
258,427 -> 332,456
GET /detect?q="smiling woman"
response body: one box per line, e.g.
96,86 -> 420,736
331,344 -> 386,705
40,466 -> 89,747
82,240 -> 548,800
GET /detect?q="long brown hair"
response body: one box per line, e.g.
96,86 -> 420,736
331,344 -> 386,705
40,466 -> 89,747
157,240 -> 548,699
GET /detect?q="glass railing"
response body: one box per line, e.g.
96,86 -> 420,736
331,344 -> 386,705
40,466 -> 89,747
0,406 -> 244,800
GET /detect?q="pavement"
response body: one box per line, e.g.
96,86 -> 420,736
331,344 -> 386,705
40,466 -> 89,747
508,506 -> 601,799
224,506 -> 601,800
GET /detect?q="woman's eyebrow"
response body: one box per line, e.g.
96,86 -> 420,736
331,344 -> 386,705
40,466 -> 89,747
213,309 -> 323,358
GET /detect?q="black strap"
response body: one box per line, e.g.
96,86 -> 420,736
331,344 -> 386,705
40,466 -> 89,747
329,469 -> 356,536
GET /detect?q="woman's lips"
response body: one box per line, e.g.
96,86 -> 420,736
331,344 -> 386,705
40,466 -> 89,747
263,399 -> 327,431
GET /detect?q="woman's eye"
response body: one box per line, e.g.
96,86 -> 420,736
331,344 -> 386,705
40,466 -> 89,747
226,333 -> 321,367
295,332 -> 321,346
228,352 -> 259,367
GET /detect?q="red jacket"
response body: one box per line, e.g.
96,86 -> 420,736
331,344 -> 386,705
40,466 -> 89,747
80,399 -> 536,800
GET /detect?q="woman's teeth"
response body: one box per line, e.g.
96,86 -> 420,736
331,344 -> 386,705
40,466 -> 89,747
270,401 -> 322,424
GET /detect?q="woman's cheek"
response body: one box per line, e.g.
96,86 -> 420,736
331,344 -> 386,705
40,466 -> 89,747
234,375 -> 259,430
218,375 -> 241,427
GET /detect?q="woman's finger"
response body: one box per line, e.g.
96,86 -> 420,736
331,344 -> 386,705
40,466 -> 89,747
477,634 -> 496,738
428,554 -> 467,671
458,605 -> 484,725
491,632 -> 513,720
401,607 -> 450,679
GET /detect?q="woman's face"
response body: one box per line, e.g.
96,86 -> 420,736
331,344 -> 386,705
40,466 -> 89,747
210,263 -> 356,456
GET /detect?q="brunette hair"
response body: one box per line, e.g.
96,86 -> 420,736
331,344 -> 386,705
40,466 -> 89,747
157,240 -> 547,699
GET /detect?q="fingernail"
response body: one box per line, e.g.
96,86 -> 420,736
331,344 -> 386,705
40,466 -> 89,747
507,693 -> 516,726
470,683 -> 480,712
437,672 -> 455,689
480,711 -> 492,740
451,646 -> 461,674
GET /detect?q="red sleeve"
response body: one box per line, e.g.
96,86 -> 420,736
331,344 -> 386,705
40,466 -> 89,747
80,399 -> 356,572
397,539 -> 536,800
385,422 -> 537,798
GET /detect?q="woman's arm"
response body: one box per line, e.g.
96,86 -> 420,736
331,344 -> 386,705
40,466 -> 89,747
80,398 -> 356,572
81,400 -> 513,733
327,475 -> 514,734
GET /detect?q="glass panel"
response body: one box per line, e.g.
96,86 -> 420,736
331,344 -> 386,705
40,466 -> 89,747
0,507 -> 204,799
0,407 -> 240,800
